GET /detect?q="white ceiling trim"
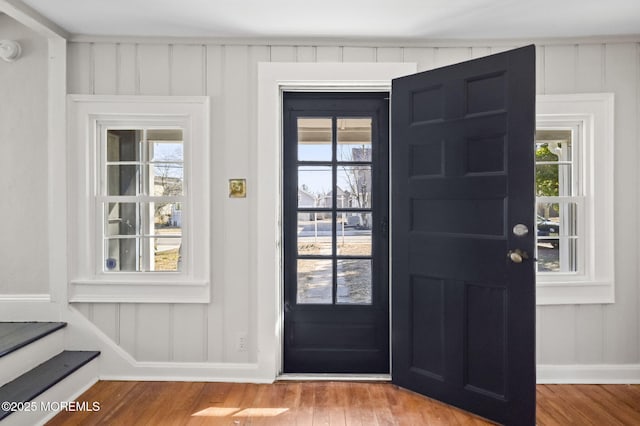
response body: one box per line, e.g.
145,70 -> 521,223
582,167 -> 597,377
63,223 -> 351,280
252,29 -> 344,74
0,0 -> 68,39
67,34 -> 640,47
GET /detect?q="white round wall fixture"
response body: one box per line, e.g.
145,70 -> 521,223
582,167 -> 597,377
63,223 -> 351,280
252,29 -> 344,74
0,40 -> 22,62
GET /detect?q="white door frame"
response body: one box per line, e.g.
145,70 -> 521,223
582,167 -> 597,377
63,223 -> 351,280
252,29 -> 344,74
255,62 -> 416,380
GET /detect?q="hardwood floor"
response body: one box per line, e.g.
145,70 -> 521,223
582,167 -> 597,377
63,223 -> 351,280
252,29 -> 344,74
47,381 -> 640,425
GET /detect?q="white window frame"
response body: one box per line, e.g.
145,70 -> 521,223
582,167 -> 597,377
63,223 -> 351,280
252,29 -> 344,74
67,95 -> 210,303
536,93 -> 614,305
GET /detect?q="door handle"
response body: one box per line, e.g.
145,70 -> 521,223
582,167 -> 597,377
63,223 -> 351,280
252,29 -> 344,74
507,249 -> 529,264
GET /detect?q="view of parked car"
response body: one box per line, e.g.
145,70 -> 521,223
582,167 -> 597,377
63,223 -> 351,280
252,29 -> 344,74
537,215 -> 559,248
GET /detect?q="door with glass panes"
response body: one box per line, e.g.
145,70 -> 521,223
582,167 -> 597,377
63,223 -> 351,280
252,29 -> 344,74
282,92 -> 389,373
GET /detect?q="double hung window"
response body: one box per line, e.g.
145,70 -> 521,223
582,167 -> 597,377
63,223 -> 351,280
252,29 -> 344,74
535,94 -> 614,305
68,96 -> 210,303
535,124 -> 581,274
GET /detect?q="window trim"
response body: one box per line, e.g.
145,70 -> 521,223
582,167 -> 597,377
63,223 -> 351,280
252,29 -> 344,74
67,95 -> 210,303
535,93 -> 615,305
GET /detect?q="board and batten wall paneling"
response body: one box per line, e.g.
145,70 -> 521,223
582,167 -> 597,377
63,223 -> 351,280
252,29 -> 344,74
376,47 -> 403,63
535,43 -> 640,365
67,42 -> 91,94
221,45 -> 252,363
536,45 -> 581,365
574,44 -> 606,365
92,43 -> 117,95
247,45 -> 271,363
138,44 -> 171,95
603,43 -> 639,363
0,15 -> 49,295
403,47 -> 436,72
343,47 -> 376,62
172,304 -> 207,362
66,42 -> 640,368
316,46 -> 342,62
434,47 -> 472,68
116,43 -> 137,95
206,44 -> 226,362
296,46 -> 316,62
170,44 -> 206,96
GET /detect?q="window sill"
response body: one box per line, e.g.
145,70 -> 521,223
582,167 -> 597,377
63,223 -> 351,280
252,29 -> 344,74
68,279 -> 210,303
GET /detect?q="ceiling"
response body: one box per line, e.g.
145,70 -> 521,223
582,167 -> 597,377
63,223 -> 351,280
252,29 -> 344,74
16,0 -> 640,40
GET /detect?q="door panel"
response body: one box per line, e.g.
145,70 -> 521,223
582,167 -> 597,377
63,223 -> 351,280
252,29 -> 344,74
391,45 -> 536,425
283,92 -> 389,373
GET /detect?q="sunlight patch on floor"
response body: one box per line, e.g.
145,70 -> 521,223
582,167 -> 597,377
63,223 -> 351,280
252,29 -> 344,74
192,407 -> 289,417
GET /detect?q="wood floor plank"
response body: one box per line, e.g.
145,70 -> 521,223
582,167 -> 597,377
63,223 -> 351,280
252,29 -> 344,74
46,381 -> 640,425
369,383 -> 396,425
573,384 -> 638,425
294,382 -> 315,425
601,384 -> 640,416
46,380 -> 134,426
537,384 -> 592,426
269,383 -> 299,426
535,386 -> 575,426
146,381 -> 206,426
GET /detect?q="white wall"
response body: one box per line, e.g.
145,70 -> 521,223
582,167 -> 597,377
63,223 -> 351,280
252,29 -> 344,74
0,14 -> 49,295
65,40 -> 640,375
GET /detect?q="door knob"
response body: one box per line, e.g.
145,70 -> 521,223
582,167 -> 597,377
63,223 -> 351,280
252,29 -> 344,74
508,249 -> 529,264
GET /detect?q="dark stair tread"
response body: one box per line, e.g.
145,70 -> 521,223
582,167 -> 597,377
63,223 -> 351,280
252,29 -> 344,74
0,322 -> 67,358
0,350 -> 100,420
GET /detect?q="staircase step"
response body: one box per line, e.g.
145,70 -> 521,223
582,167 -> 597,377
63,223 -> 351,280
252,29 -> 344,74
0,322 -> 66,358
0,350 -> 100,421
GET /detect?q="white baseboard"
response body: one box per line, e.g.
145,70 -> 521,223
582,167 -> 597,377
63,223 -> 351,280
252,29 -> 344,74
0,298 -> 59,321
0,294 -> 51,301
537,364 -> 640,384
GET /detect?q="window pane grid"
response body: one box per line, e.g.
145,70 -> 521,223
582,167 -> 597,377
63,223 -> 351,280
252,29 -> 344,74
296,115 -> 373,305
535,127 -> 580,276
102,128 -> 185,273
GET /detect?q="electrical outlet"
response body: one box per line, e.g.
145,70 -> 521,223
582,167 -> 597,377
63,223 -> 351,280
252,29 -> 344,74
237,333 -> 248,352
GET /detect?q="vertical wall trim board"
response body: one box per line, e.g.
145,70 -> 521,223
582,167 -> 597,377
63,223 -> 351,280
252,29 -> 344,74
168,44 -> 174,95
220,44 -> 228,361
168,303 -> 175,361
540,45 -> 546,94
134,304 -> 140,359
135,44 -> 140,95
601,44 -> 607,89
636,42 -> 640,361
202,45 -> 207,95
89,42 -> 95,94
116,303 -> 121,345
573,45 -> 579,92
203,305 -> 209,361
601,307 -> 605,362
115,43 -> 121,94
